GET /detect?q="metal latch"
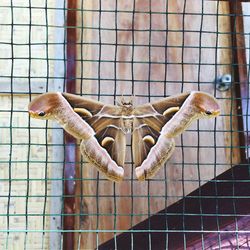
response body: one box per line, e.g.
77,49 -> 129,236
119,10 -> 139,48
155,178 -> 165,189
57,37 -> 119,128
215,74 -> 232,91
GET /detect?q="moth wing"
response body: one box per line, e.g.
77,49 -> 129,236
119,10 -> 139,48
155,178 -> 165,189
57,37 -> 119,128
80,134 -> 125,182
61,92 -> 105,115
62,93 -> 126,180
132,118 -> 161,169
93,119 -> 127,167
132,92 -> 191,180
133,134 -> 175,181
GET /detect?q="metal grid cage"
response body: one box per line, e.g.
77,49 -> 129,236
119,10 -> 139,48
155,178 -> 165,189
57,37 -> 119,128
0,0 -> 249,249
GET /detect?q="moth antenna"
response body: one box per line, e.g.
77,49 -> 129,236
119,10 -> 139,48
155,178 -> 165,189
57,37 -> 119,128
116,95 -> 133,106
115,95 -> 123,106
128,94 -> 135,106
131,94 -> 136,104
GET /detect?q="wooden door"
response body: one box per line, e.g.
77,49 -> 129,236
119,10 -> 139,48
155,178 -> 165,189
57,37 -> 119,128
73,0 -> 241,248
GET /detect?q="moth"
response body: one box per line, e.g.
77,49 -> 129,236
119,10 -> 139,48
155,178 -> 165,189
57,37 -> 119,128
28,91 -> 220,182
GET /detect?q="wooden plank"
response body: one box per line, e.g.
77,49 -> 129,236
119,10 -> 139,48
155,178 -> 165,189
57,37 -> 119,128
74,1 -> 95,249
98,2 -> 249,248
0,82 -> 50,93
98,164 -> 250,250
216,1 -> 241,168
0,1 -> 65,249
50,124 -> 64,250
63,1 -> 77,249
49,1 -> 65,249
0,95 -> 54,249
0,82 -> 63,93
229,1 -> 250,161
0,0 -> 65,94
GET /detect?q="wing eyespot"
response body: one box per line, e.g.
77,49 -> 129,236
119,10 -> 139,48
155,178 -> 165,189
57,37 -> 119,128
74,108 -> 93,118
143,135 -> 155,145
163,106 -> 180,116
101,137 -> 115,147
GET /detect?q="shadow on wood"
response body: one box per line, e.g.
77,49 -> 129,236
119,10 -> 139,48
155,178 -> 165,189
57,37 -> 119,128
98,164 -> 250,250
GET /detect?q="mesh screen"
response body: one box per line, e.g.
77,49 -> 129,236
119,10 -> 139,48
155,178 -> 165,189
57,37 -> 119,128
0,0 -> 249,249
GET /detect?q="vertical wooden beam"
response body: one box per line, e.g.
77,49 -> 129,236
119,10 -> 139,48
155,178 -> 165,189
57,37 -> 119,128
66,0 -> 77,94
64,1 -> 77,250
229,1 -> 250,161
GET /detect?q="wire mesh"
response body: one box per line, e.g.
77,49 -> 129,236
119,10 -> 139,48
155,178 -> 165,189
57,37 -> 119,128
0,0 -> 249,249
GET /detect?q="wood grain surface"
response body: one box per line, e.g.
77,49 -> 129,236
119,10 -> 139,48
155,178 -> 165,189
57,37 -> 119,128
73,0 -> 241,248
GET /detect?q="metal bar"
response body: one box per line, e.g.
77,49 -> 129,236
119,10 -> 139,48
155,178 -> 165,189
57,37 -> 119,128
63,0 -> 77,249
98,165 -> 250,250
229,1 -> 250,162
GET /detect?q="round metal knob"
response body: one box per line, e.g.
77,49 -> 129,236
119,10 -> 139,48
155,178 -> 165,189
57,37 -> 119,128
216,74 -> 232,91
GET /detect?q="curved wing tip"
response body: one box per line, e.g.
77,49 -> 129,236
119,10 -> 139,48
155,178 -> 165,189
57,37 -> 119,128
135,167 -> 147,181
107,166 -> 124,182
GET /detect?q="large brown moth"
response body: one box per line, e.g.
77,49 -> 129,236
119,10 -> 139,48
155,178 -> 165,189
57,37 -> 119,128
28,91 -> 220,182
